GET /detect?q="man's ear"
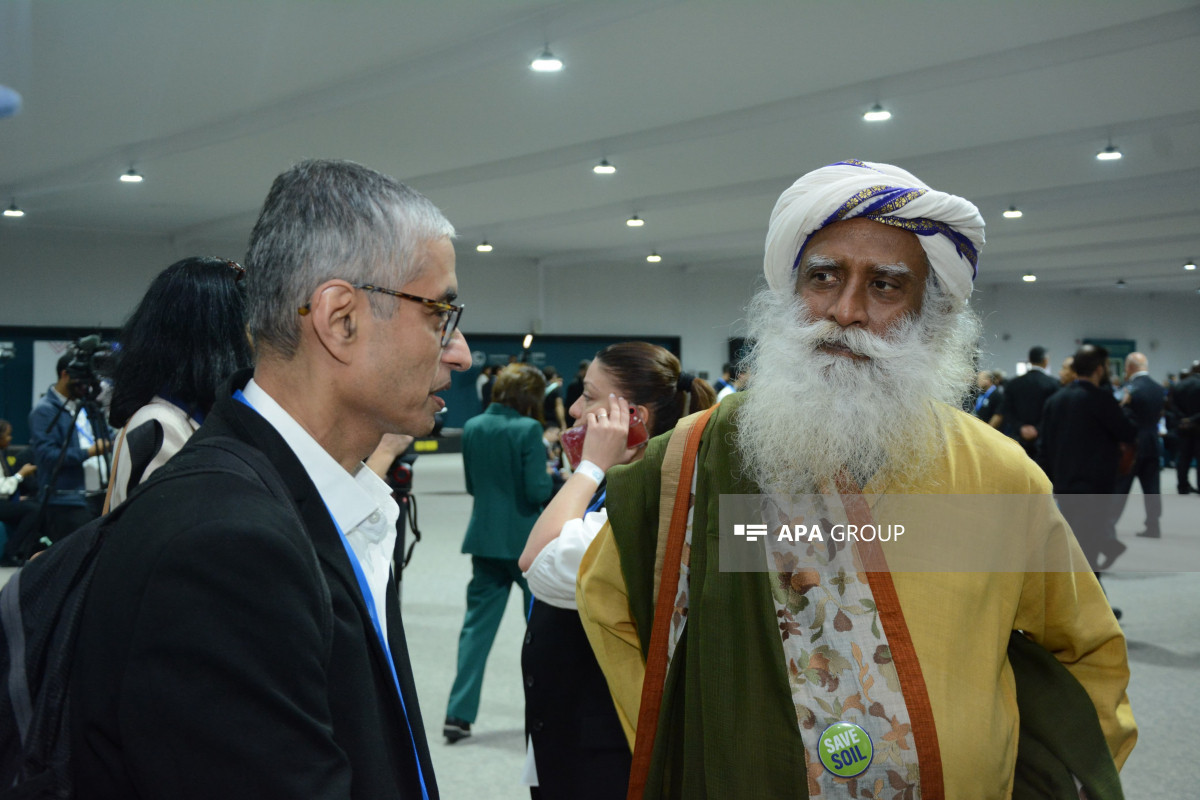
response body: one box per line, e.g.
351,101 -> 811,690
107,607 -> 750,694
304,281 -> 359,364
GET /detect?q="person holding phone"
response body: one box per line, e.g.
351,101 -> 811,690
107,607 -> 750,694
517,342 -> 714,799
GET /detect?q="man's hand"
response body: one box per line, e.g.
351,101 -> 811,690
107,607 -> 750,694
88,439 -> 111,457
1019,425 -> 1038,442
18,463 -> 36,479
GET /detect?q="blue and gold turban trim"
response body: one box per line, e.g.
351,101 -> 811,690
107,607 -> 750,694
766,160 -> 986,303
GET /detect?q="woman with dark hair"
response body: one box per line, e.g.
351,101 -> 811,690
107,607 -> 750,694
105,257 -> 252,509
517,342 -> 715,799
444,363 -> 554,743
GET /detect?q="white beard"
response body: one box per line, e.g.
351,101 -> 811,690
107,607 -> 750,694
736,285 -> 980,493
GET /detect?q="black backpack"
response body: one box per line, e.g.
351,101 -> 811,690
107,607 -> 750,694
0,437 -> 301,799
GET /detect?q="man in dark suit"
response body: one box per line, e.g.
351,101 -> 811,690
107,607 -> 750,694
1114,353 -> 1165,537
1171,362 -> 1200,493
1039,344 -> 1137,570
1000,345 -> 1060,458
71,160 -> 472,799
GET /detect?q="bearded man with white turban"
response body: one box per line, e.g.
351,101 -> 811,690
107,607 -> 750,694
577,161 -> 1135,798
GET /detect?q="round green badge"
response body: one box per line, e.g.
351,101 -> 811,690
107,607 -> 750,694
818,721 -> 873,778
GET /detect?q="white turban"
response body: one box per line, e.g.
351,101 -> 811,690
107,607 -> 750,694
764,160 -> 985,303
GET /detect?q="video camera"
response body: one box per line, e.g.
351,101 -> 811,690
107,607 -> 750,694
65,334 -> 116,401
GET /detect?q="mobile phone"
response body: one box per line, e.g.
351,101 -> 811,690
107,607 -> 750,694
562,411 -> 649,470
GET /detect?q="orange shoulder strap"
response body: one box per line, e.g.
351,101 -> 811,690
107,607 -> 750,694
627,404 -> 715,799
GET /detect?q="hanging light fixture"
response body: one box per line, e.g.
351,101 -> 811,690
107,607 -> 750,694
476,241 -> 493,253
530,47 -> 563,72
1003,206 -> 1023,219
1096,143 -> 1122,161
626,214 -> 644,227
1022,273 -> 1037,282
119,167 -> 144,183
1184,258 -> 1196,271
1115,279 -> 1127,288
3,201 -> 23,218
593,158 -> 616,175
863,103 -> 891,122
646,252 -> 662,263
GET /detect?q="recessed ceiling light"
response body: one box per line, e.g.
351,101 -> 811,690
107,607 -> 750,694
863,103 -> 891,122
476,241 -> 493,253
593,158 -> 616,175
119,168 -> 143,183
1022,273 -> 1037,282
626,215 -> 644,227
3,201 -> 23,218
1096,144 -> 1122,161
646,252 -> 662,263
1003,206 -> 1023,219
530,48 -> 563,72
1185,259 -> 1196,271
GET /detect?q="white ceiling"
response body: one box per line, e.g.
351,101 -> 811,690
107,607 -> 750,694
2,0 -> 1199,294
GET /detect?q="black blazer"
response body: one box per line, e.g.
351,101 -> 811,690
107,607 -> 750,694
1001,368 -> 1060,433
1124,374 -> 1165,458
1038,380 -> 1136,494
71,373 -> 437,799
1171,375 -> 1200,430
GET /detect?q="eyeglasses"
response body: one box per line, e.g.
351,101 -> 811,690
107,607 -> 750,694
298,283 -> 464,347
225,260 -> 246,282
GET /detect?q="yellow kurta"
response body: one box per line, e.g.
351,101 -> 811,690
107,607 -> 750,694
578,401 -> 1136,798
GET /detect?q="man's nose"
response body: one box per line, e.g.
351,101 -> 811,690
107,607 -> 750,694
442,328 -> 472,371
826,285 -> 869,328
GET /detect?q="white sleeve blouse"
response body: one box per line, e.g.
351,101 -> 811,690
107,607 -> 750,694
522,508 -> 609,610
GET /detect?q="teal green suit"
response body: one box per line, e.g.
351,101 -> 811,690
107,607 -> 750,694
447,403 -> 553,723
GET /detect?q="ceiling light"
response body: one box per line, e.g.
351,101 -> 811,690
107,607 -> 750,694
1096,144 -> 1122,161
646,252 -> 662,263
1115,279 -> 1127,288
1022,273 -> 1037,282
626,215 -> 644,227
1003,206 -> 1023,219
476,241 -> 493,253
3,201 -> 23,218
522,333 -> 534,349
530,48 -> 563,72
863,103 -> 891,122
119,168 -> 143,183
593,158 -> 616,175
1185,259 -> 1196,271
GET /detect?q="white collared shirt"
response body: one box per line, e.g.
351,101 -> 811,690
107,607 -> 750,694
242,379 -> 399,634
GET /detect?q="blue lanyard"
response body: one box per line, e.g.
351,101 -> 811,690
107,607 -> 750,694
586,488 -> 606,513
974,385 -> 994,412
234,389 -> 430,799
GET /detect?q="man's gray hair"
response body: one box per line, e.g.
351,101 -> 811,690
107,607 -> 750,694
245,159 -> 455,359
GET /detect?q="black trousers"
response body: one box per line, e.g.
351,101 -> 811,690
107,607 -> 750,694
1114,453 -> 1161,533
523,600 -> 631,800
0,499 -> 40,558
1177,433 -> 1199,491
